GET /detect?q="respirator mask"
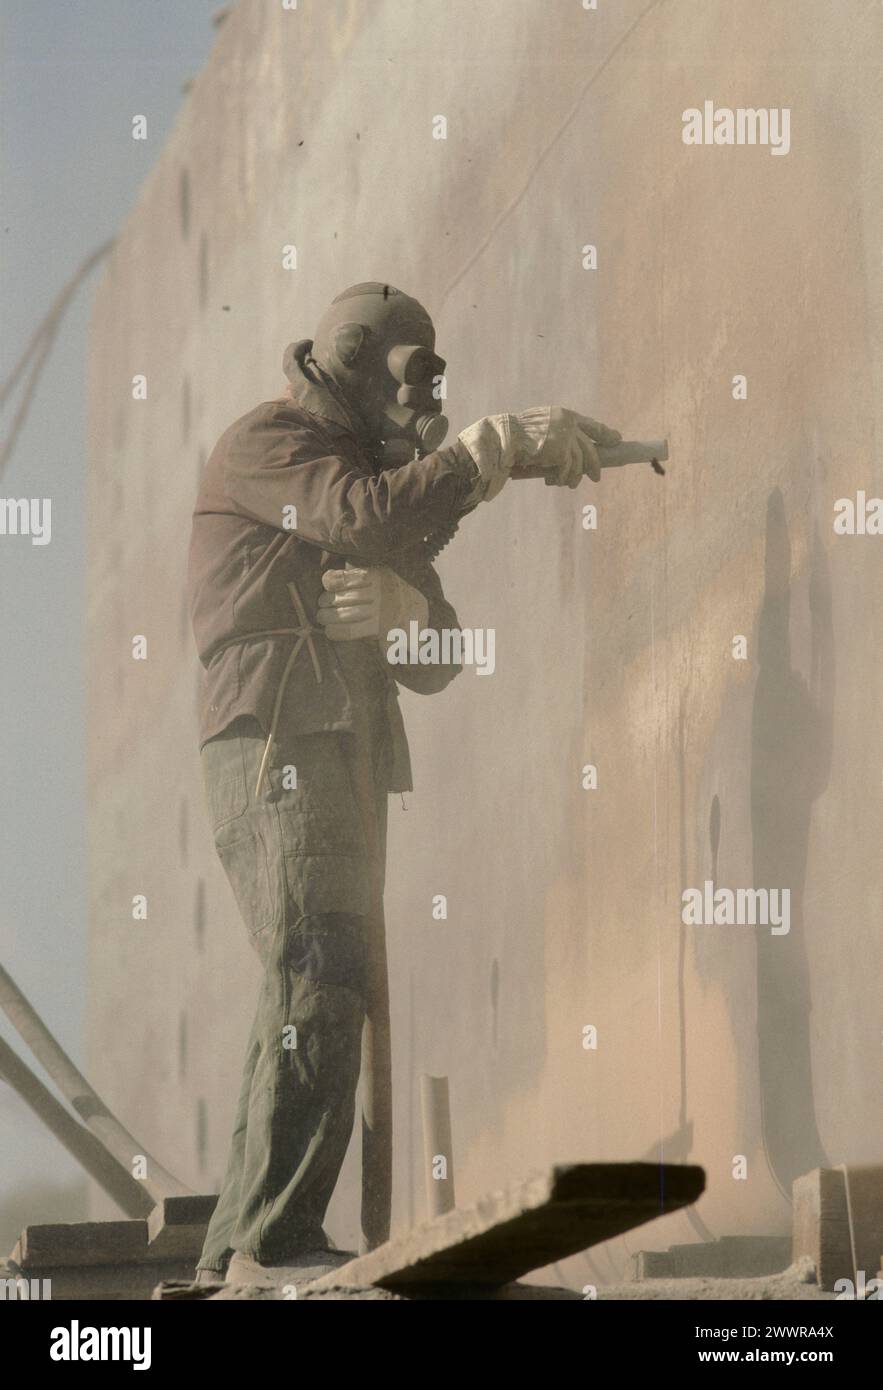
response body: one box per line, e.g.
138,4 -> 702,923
382,342 -> 449,462
308,282 -> 449,465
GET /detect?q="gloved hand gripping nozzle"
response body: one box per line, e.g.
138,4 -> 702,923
454,407 -> 667,506
511,437 -> 669,479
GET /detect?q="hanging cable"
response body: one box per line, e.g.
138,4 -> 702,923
0,238 -> 115,477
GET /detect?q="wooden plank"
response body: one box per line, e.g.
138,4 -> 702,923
308,1162 -> 705,1290
147,1194 -> 217,1258
12,1198 -> 219,1270
14,1221 -> 148,1270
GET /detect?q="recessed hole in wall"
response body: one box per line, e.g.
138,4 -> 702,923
198,233 -> 209,311
194,878 -> 206,953
179,168 -> 191,239
490,958 -> 500,1047
709,794 -> 721,880
196,1097 -> 207,1172
180,589 -> 190,646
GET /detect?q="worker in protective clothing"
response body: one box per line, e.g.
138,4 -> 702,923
187,281 -> 619,1282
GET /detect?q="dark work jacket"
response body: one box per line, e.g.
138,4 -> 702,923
187,347 -> 474,791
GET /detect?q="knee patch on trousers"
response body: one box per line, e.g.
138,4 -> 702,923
285,913 -> 368,998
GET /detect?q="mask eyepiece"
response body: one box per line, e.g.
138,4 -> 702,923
387,344 -> 445,386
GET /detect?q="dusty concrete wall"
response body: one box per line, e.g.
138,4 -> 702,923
86,0 -> 882,1286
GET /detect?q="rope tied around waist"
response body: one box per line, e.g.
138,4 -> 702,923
214,580 -> 324,799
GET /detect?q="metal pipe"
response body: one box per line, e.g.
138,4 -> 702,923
0,962 -> 189,1204
0,1035 -> 154,1219
420,1073 -> 455,1218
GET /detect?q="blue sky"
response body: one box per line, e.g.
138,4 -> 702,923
0,0 -> 224,1209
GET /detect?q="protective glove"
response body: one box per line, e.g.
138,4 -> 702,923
316,564 -> 429,645
457,407 -> 621,503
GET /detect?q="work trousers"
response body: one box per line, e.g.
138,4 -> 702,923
197,714 -> 389,1271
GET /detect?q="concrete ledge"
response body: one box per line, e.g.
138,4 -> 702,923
793,1169 -> 850,1290
636,1235 -> 791,1280
9,1259 -> 202,1301
793,1166 -> 883,1291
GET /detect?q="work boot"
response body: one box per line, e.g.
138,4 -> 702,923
225,1248 -> 355,1289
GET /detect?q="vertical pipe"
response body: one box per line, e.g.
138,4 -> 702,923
420,1073 -> 455,1219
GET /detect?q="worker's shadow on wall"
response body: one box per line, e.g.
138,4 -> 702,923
750,488 -> 834,1197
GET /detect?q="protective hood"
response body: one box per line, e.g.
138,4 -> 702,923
290,283 -> 449,463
